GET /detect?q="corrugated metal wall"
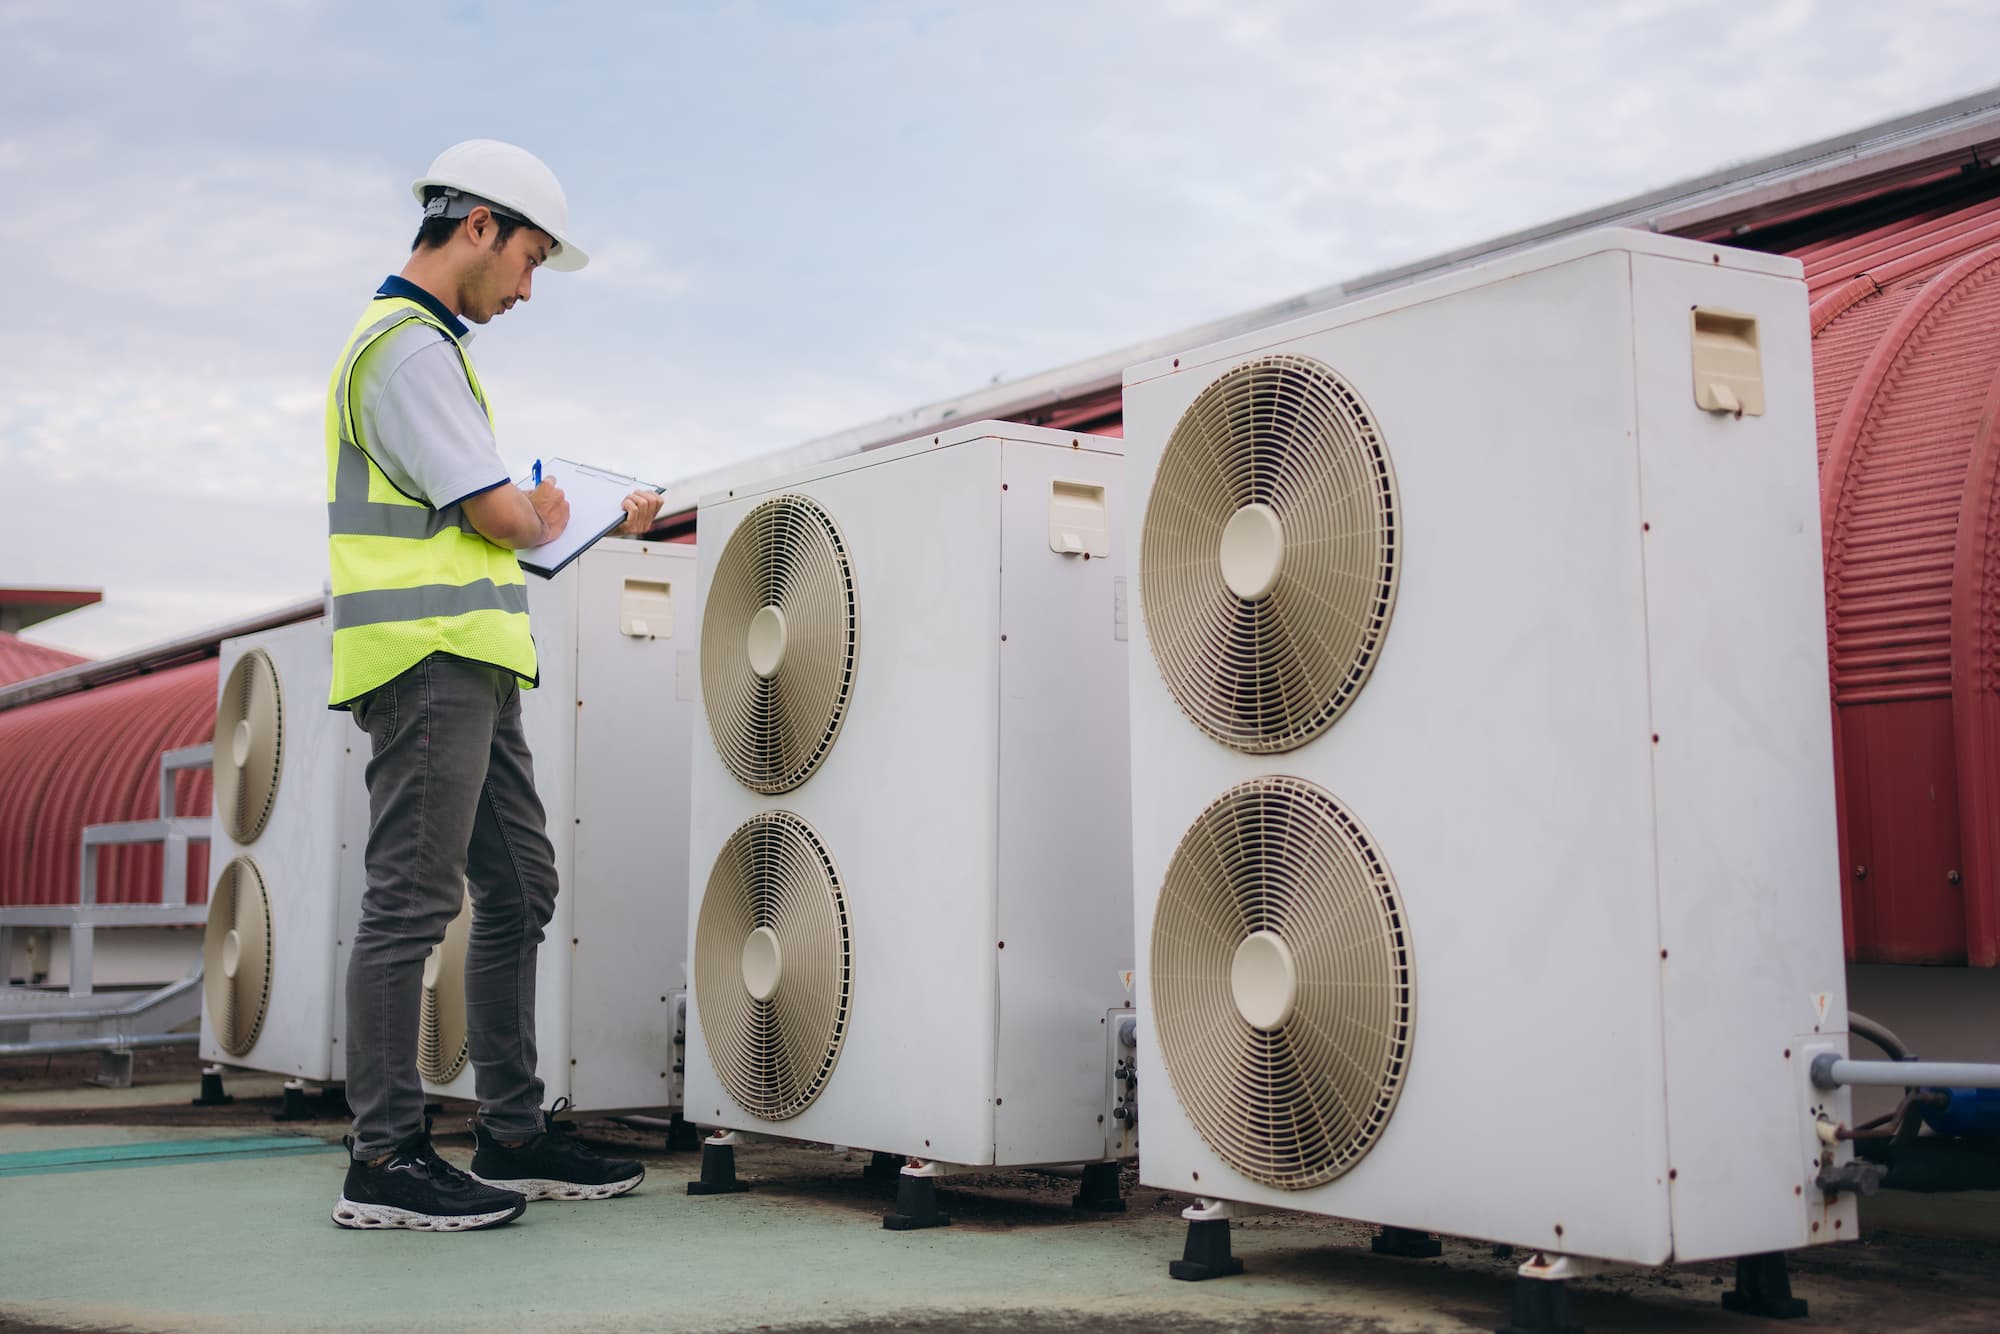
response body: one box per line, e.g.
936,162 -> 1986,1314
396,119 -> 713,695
0,661 -> 214,907
1803,194 -> 2000,965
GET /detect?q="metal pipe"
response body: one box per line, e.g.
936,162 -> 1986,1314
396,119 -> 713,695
0,1032 -> 195,1058
1846,1009 -> 1914,1061
1812,1052 -> 2000,1090
613,1115 -> 678,1132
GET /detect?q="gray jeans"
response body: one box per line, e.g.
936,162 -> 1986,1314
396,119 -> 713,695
345,653 -> 559,1157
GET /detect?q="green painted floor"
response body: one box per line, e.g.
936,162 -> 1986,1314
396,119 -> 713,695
2,1076 -> 1998,1333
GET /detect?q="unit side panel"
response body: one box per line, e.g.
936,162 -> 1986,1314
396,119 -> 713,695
686,446 -> 1004,1163
526,560 -> 582,1099
1126,253 -> 1677,1262
328,711 -> 370,1083
994,442 -> 1133,1165
1630,255 -> 1855,1260
569,542 -> 696,1112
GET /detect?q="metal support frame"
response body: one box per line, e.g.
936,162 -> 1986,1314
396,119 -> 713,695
0,743 -> 211,999
0,745 -> 213,1066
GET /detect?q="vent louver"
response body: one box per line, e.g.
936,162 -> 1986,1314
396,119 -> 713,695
1151,776 -> 1414,1190
417,893 -> 472,1084
701,495 -> 858,794
214,649 -> 285,843
694,812 -> 852,1120
202,857 -> 273,1057
1140,355 -> 1400,753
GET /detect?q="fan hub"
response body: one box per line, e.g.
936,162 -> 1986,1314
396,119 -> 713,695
1219,503 -> 1286,602
221,929 -> 242,981
230,718 -> 254,769
1230,929 -> 1298,1031
741,925 -> 784,1002
747,605 -> 789,679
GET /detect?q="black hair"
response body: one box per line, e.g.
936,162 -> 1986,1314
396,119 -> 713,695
410,190 -> 527,253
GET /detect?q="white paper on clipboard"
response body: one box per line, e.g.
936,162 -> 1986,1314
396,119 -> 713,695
512,457 -> 663,578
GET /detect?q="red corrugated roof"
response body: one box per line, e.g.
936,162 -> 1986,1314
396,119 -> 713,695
0,631 -> 87,688
1808,192 -> 2000,966
0,660 -> 214,907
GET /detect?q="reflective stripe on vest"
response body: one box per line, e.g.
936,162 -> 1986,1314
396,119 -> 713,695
324,297 -> 537,707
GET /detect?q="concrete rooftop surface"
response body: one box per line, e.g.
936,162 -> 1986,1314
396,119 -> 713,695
2,1055 -> 1998,1334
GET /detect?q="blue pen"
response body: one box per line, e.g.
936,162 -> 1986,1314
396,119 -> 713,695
531,458 -> 542,487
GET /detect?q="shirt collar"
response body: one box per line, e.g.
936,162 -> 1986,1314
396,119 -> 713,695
376,275 -> 471,341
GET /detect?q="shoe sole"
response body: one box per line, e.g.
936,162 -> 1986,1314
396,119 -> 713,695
331,1196 -> 526,1231
469,1168 -> 645,1202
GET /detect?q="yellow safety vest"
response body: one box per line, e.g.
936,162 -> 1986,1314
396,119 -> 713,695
324,296 -> 537,707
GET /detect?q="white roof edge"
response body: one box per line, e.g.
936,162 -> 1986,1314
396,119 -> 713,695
692,418 -> 1123,511
656,84 -> 2000,517
0,595 -> 326,714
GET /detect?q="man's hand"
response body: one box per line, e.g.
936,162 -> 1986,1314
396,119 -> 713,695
530,478 -> 570,545
618,489 -> 665,536
464,476 -> 567,550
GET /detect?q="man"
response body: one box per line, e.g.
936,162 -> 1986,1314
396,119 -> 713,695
324,139 -> 663,1231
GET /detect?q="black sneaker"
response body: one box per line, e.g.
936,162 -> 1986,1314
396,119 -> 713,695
332,1127 -> 526,1231
469,1098 -> 645,1201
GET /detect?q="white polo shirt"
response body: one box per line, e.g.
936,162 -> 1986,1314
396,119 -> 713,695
349,276 -> 512,510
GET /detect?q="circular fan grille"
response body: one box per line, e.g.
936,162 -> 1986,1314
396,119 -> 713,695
214,648 -> 285,843
417,891 -> 473,1084
694,812 -> 853,1120
1152,776 -> 1414,1190
202,857 -> 273,1057
1141,355 -> 1400,753
701,495 -> 858,794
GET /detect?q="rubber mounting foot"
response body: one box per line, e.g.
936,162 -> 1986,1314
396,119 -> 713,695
191,1068 -> 233,1107
882,1171 -> 951,1230
1168,1218 -> 1244,1281
1072,1160 -> 1127,1213
1720,1252 -> 1809,1320
686,1139 -> 750,1195
1497,1276 -> 1581,1334
1373,1225 -> 1443,1258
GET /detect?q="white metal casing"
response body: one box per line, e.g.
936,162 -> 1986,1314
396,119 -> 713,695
1124,230 -> 1857,1265
199,617 -> 367,1080
424,537 -> 697,1113
685,422 -> 1135,1167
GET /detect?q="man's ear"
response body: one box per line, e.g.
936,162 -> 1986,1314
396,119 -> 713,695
464,205 -> 494,248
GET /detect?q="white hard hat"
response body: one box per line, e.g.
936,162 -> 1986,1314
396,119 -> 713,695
412,139 -> 588,272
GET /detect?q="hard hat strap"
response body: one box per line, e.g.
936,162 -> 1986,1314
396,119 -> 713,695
420,186 -> 529,227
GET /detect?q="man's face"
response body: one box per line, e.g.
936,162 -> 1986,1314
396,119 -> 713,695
459,212 -> 555,325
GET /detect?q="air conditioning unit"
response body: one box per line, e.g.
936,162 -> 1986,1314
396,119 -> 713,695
1124,230 -> 1858,1269
421,536 -> 698,1116
200,617 -> 366,1080
683,423 -> 1136,1181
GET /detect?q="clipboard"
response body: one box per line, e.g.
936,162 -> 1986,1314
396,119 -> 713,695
512,457 -> 665,578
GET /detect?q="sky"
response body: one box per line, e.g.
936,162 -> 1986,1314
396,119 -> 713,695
3,0 -> 1998,657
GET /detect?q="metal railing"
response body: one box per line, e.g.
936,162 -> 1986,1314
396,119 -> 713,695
0,744 -> 213,1070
